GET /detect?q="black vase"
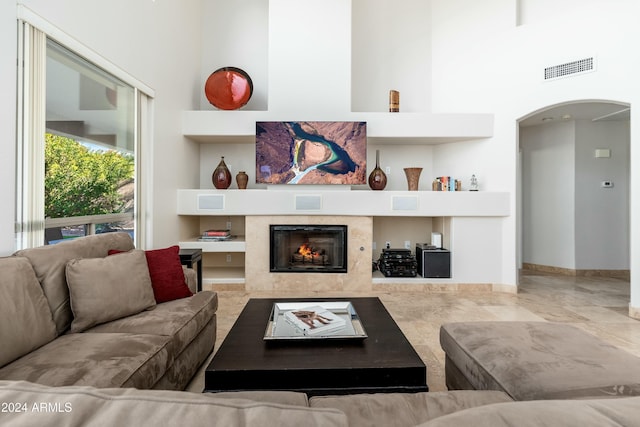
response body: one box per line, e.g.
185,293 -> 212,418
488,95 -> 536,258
368,150 -> 387,190
212,156 -> 232,189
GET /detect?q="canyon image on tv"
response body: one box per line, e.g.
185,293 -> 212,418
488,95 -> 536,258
255,121 -> 367,185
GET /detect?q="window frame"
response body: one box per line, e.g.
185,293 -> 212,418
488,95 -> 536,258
16,6 -> 154,249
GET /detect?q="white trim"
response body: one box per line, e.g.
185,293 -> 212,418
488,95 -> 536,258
15,22 -> 46,249
16,4 -> 155,97
140,92 -> 155,250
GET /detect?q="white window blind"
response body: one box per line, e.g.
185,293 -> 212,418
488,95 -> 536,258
16,22 -> 46,249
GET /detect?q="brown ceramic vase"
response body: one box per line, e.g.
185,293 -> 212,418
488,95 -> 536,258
236,171 -> 248,189
403,167 -> 423,191
212,156 -> 232,189
368,150 -> 387,190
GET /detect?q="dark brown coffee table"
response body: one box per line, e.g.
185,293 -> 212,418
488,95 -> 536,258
204,297 -> 427,396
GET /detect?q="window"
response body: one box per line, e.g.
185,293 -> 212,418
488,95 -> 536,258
16,12 -> 153,249
44,40 -> 136,244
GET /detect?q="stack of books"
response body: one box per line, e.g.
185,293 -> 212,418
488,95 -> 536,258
284,305 -> 347,336
198,229 -> 232,242
432,176 -> 462,191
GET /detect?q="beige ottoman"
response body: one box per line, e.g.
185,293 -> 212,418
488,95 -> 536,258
440,321 -> 640,400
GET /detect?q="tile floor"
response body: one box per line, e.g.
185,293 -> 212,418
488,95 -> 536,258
186,270 -> 640,393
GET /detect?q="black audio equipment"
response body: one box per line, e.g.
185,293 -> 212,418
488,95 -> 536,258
378,248 -> 417,277
416,245 -> 451,278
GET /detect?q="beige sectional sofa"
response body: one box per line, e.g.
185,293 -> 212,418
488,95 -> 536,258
0,232 -> 217,390
2,233 -> 640,425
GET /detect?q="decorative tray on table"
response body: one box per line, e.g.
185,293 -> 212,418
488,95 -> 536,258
263,301 -> 368,341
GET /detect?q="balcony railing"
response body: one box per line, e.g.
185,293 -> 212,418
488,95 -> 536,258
44,212 -> 134,244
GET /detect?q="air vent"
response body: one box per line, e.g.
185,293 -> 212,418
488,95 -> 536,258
544,57 -> 594,80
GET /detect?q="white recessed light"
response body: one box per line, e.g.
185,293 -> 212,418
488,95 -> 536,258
561,114 -> 572,120
541,117 -> 554,122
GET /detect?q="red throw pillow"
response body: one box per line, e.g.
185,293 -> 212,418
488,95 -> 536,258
109,245 -> 193,303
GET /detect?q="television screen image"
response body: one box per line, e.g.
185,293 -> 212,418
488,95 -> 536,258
255,121 -> 367,185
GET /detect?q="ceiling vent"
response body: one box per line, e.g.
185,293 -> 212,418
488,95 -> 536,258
544,57 -> 594,80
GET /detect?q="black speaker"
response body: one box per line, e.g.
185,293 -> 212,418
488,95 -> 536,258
416,246 -> 451,278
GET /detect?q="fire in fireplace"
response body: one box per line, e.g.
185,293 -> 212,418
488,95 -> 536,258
270,225 -> 347,273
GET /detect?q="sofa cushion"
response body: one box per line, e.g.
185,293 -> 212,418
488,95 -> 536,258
0,381 -> 349,427
212,390 -> 310,407
440,321 -> 640,400
86,291 -> 218,357
14,232 -> 135,334
0,333 -> 172,389
310,390 -> 512,427
66,250 -> 156,333
109,245 -> 193,303
418,396 -> 640,427
0,257 -> 57,368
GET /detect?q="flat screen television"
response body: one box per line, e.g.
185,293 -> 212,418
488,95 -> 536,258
255,121 -> 367,185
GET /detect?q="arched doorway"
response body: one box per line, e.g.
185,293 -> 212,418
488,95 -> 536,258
517,100 -> 630,280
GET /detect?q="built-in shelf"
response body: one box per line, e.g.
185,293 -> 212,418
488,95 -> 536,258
178,236 -> 246,253
372,271 -> 452,285
182,111 -> 494,145
202,267 -> 245,286
177,189 -> 510,217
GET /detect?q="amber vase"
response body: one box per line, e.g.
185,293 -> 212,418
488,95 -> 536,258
403,167 -> 423,191
212,156 -> 232,189
368,150 -> 387,191
236,171 -> 248,189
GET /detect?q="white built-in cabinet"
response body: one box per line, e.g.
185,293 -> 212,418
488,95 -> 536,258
177,0 -> 508,287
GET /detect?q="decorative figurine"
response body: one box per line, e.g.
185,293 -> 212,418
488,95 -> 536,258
469,174 -> 479,191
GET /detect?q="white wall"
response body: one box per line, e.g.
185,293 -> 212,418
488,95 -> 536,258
0,1 -> 17,255
351,0 -> 431,113
199,0 -> 268,111
575,119 -> 629,270
429,0 -> 640,306
6,0 -> 203,251
521,121 -> 576,269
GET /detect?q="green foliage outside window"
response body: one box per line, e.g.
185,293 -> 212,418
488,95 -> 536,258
44,133 -> 134,218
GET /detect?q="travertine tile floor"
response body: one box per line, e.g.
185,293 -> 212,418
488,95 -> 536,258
186,270 -> 640,393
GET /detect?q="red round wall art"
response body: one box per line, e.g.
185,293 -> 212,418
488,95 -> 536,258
204,67 -> 253,110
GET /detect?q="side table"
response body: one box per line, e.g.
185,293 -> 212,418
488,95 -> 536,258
179,248 -> 203,292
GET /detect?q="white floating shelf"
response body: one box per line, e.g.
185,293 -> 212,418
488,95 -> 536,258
178,236 -> 246,252
202,267 -> 245,285
177,189 -> 510,217
182,111 -> 494,145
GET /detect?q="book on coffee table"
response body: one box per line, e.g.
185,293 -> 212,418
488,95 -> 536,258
284,305 -> 347,336
264,301 -> 367,340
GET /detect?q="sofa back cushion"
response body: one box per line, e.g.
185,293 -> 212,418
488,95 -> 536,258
66,250 -> 156,333
0,381 -> 349,427
0,257 -> 57,368
109,245 -> 193,303
419,396 -> 640,427
14,232 -> 135,334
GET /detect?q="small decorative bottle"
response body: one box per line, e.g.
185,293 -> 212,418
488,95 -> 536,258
389,90 -> 400,112
469,174 -> 479,191
368,150 -> 387,190
212,156 -> 232,189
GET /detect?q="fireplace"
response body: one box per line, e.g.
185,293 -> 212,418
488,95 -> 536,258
270,225 -> 347,273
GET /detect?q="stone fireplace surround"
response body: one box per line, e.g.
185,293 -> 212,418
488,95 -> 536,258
245,216 -> 372,292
